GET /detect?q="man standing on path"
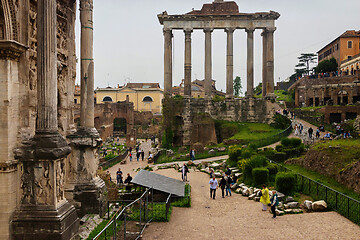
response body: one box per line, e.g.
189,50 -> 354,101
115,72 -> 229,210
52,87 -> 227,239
182,164 -> 188,182
209,176 -> 218,200
116,168 -> 123,185
308,127 -> 314,139
141,150 -> 145,161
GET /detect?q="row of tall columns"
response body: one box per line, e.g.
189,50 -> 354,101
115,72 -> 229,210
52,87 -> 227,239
163,27 -> 276,99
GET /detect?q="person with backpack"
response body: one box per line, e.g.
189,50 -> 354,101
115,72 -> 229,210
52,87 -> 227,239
219,176 -> 227,198
308,127 -> 314,139
226,175 -> 232,197
182,164 -> 188,182
129,151 -> 132,161
260,184 -> 270,211
270,190 -> 279,219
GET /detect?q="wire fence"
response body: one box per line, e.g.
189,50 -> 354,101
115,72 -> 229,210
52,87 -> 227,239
99,150 -> 128,170
270,160 -> 360,226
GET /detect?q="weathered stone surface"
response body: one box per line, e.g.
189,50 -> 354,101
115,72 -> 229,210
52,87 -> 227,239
312,200 -> 327,211
248,193 -> 256,200
193,142 -> 205,153
286,202 -> 300,209
304,200 -> 313,210
231,183 -> 238,190
254,197 -> 261,202
218,147 -> 226,152
285,196 -> 295,203
208,149 -> 216,155
210,163 -> 221,168
166,149 -> 174,156
214,172 -> 222,178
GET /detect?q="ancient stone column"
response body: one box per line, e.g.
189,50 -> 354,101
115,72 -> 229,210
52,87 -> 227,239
12,0 -> 78,238
246,28 -> 255,97
321,87 -> 325,105
204,28 -> 213,98
350,86 -> 354,104
184,29 -> 192,97
304,87 -> 308,107
163,28 -> 173,96
65,0 -> 106,218
261,30 -> 268,97
225,28 -> 235,97
265,27 -> 276,98
313,89 -> 316,107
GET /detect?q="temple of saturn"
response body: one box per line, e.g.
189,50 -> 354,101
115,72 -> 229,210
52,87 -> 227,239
158,0 -> 280,145
0,0 -> 106,239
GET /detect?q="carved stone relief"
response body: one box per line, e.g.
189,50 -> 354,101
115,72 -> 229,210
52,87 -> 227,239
56,160 -> 65,201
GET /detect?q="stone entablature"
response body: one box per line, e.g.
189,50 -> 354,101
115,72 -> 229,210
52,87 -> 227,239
158,0 -> 279,99
0,40 -> 27,60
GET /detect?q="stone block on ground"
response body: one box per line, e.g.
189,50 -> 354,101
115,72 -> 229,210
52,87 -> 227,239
214,172 -> 222,178
235,188 -> 242,194
166,149 -> 174,156
208,149 -> 216,155
210,163 -> 221,168
231,183 -> 238,190
248,194 -> 256,200
254,197 -> 260,202
304,200 -> 312,210
286,202 -> 300,209
312,200 -> 327,211
277,192 -> 285,201
285,196 -> 295,203
235,173 -> 242,178
218,147 -> 226,152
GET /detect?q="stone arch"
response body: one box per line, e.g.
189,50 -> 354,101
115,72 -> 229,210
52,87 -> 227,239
102,96 -> 113,102
0,0 -> 17,41
142,96 -> 153,102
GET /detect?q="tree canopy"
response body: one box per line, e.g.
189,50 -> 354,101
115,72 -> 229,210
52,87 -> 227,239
233,76 -> 242,96
314,57 -> 338,74
295,53 -> 317,76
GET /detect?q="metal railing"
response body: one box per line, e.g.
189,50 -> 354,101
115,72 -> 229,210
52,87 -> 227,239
270,160 -> 360,226
99,149 -> 128,170
93,188 -> 153,240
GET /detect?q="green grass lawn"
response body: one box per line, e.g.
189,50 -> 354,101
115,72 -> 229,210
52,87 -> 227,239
229,122 -> 283,141
285,164 -> 360,202
274,90 -> 293,102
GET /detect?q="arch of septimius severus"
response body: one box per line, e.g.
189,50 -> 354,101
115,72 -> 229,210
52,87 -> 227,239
158,0 -> 280,146
0,0 -> 106,239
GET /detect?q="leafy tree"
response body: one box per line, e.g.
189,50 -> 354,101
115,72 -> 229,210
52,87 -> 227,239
233,76 -> 242,96
295,53 -> 317,76
254,82 -> 262,95
314,57 -> 338,74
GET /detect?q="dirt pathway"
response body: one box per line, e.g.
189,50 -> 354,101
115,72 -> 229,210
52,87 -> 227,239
142,169 -> 360,240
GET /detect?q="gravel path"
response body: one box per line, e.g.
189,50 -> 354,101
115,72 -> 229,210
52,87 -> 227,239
142,169 -> 360,240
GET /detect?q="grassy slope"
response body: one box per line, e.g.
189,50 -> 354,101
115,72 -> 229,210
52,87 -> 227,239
229,122 -> 282,141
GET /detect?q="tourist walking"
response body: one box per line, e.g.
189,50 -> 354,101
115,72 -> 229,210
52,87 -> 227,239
190,149 -> 195,161
209,176 -> 218,200
260,184 -> 270,211
219,176 -> 227,198
270,190 -> 279,219
316,128 -> 320,139
225,167 -> 231,176
116,168 -> 123,185
129,152 -> 132,161
182,164 -> 189,182
226,175 -> 232,196
136,150 -> 140,161
299,123 -> 303,134
141,150 -> 145,161
308,127 -> 313,139
294,124 -> 299,135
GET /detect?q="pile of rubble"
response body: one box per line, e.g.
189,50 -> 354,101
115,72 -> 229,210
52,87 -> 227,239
234,183 -> 328,216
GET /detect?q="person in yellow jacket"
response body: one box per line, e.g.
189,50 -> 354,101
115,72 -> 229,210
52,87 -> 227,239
260,184 -> 270,211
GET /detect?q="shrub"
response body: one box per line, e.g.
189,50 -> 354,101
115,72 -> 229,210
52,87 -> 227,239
280,138 -> 292,147
241,149 -> 252,159
268,151 -> 287,162
275,172 -> 297,195
252,168 -> 269,186
271,114 -> 291,129
243,155 -> 268,184
281,138 -> 302,148
237,159 -> 248,170
104,153 -> 117,161
227,146 -> 242,167
267,163 -> 279,182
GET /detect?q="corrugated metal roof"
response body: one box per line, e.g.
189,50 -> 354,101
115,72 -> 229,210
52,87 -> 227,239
131,170 -> 185,197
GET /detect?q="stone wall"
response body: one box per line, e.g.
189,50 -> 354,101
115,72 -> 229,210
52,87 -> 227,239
181,98 -> 276,145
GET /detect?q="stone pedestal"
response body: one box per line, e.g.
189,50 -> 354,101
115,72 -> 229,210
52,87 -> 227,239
66,129 -> 107,217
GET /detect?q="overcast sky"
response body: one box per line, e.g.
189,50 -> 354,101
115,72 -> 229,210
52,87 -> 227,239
75,0 -> 360,93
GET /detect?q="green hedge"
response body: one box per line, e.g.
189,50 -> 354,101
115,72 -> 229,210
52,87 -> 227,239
227,146 -> 242,167
243,155 -> 268,184
275,172 -> 297,195
252,168 -> 269,186
266,163 -> 279,182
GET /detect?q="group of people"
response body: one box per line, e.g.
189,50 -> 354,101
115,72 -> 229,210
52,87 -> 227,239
128,145 -> 145,162
208,168 -> 238,199
260,185 -> 279,219
294,123 -> 304,135
115,168 -> 133,185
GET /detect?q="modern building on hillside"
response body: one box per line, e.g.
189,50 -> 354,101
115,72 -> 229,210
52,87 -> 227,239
317,30 -> 360,75
172,79 -> 225,98
95,83 -> 164,114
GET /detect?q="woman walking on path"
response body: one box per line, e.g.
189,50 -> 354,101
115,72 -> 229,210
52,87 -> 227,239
260,184 -> 270,211
270,190 -> 279,219
219,176 -> 227,198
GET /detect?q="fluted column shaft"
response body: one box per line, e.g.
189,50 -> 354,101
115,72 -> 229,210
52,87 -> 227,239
184,29 -> 192,97
246,28 -> 255,97
266,28 -> 276,98
225,28 -> 235,97
80,0 -> 94,128
36,0 -> 57,132
163,28 -> 173,96
262,30 -> 268,97
204,28 -> 213,98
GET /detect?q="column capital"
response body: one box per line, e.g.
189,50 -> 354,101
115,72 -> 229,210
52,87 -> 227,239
224,27 -> 235,33
203,28 -> 214,33
265,27 -> 277,33
184,28 -> 193,34
80,0 -> 93,11
245,28 -> 255,33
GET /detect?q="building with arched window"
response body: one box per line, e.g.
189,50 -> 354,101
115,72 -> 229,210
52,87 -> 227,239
95,83 -> 163,114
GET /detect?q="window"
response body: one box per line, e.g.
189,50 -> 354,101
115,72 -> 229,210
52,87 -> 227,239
348,56 -> 352,60
142,96 -> 153,102
102,96 -> 113,102
74,98 -> 78,104
348,41 -> 353,49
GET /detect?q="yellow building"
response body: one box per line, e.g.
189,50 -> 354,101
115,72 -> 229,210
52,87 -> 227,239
95,83 -> 164,114
318,30 -> 360,68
